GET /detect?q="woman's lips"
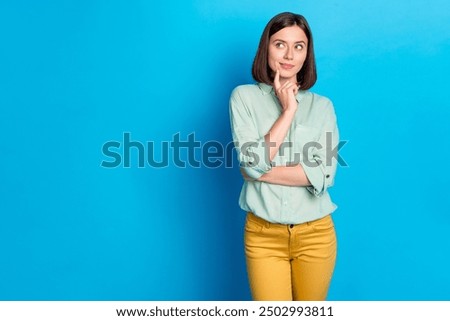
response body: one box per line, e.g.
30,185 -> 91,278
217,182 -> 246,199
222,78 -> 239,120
280,63 -> 295,70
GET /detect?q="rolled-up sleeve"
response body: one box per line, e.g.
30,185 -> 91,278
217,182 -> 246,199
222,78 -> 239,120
301,101 -> 339,197
229,88 -> 272,179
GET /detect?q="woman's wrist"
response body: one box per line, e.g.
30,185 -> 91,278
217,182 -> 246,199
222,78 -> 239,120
283,99 -> 298,110
281,106 -> 297,118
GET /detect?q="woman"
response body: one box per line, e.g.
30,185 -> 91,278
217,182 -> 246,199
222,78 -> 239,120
229,12 -> 340,301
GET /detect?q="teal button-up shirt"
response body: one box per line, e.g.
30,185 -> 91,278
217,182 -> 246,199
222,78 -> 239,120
229,83 -> 339,224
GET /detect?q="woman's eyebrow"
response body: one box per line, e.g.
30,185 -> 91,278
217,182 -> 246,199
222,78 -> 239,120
272,39 -> 306,44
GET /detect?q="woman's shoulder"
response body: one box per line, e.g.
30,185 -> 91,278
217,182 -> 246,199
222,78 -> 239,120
230,83 -> 262,97
306,91 -> 333,105
304,91 -> 335,112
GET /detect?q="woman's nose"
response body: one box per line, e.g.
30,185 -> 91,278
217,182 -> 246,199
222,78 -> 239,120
284,47 -> 294,60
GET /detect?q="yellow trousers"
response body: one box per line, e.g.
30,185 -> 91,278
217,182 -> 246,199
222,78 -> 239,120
244,212 -> 337,301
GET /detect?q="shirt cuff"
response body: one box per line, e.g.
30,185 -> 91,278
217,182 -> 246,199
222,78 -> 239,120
301,160 -> 327,197
239,139 -> 272,179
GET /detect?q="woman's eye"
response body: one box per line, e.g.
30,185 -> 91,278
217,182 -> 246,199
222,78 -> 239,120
295,44 -> 304,50
275,42 -> 285,48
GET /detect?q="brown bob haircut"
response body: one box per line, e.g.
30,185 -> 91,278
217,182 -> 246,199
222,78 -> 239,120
252,12 -> 317,90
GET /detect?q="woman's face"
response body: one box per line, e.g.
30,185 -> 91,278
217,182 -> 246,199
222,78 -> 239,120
268,25 -> 308,84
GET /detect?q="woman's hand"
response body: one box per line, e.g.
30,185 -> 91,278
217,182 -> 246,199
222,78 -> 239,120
273,69 -> 298,113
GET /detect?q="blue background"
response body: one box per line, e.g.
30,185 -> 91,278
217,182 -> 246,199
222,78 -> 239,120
1,0 -> 449,300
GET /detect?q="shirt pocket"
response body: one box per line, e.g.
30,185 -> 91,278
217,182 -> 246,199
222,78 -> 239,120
292,124 -> 321,163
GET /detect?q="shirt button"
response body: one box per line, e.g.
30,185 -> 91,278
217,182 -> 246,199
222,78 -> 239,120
289,224 -> 294,228
326,174 -> 330,178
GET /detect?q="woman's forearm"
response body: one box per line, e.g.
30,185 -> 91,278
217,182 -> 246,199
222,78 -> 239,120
257,164 -> 311,187
264,109 -> 297,161
264,71 -> 298,161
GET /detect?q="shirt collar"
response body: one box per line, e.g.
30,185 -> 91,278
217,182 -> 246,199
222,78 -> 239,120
257,82 -> 306,100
